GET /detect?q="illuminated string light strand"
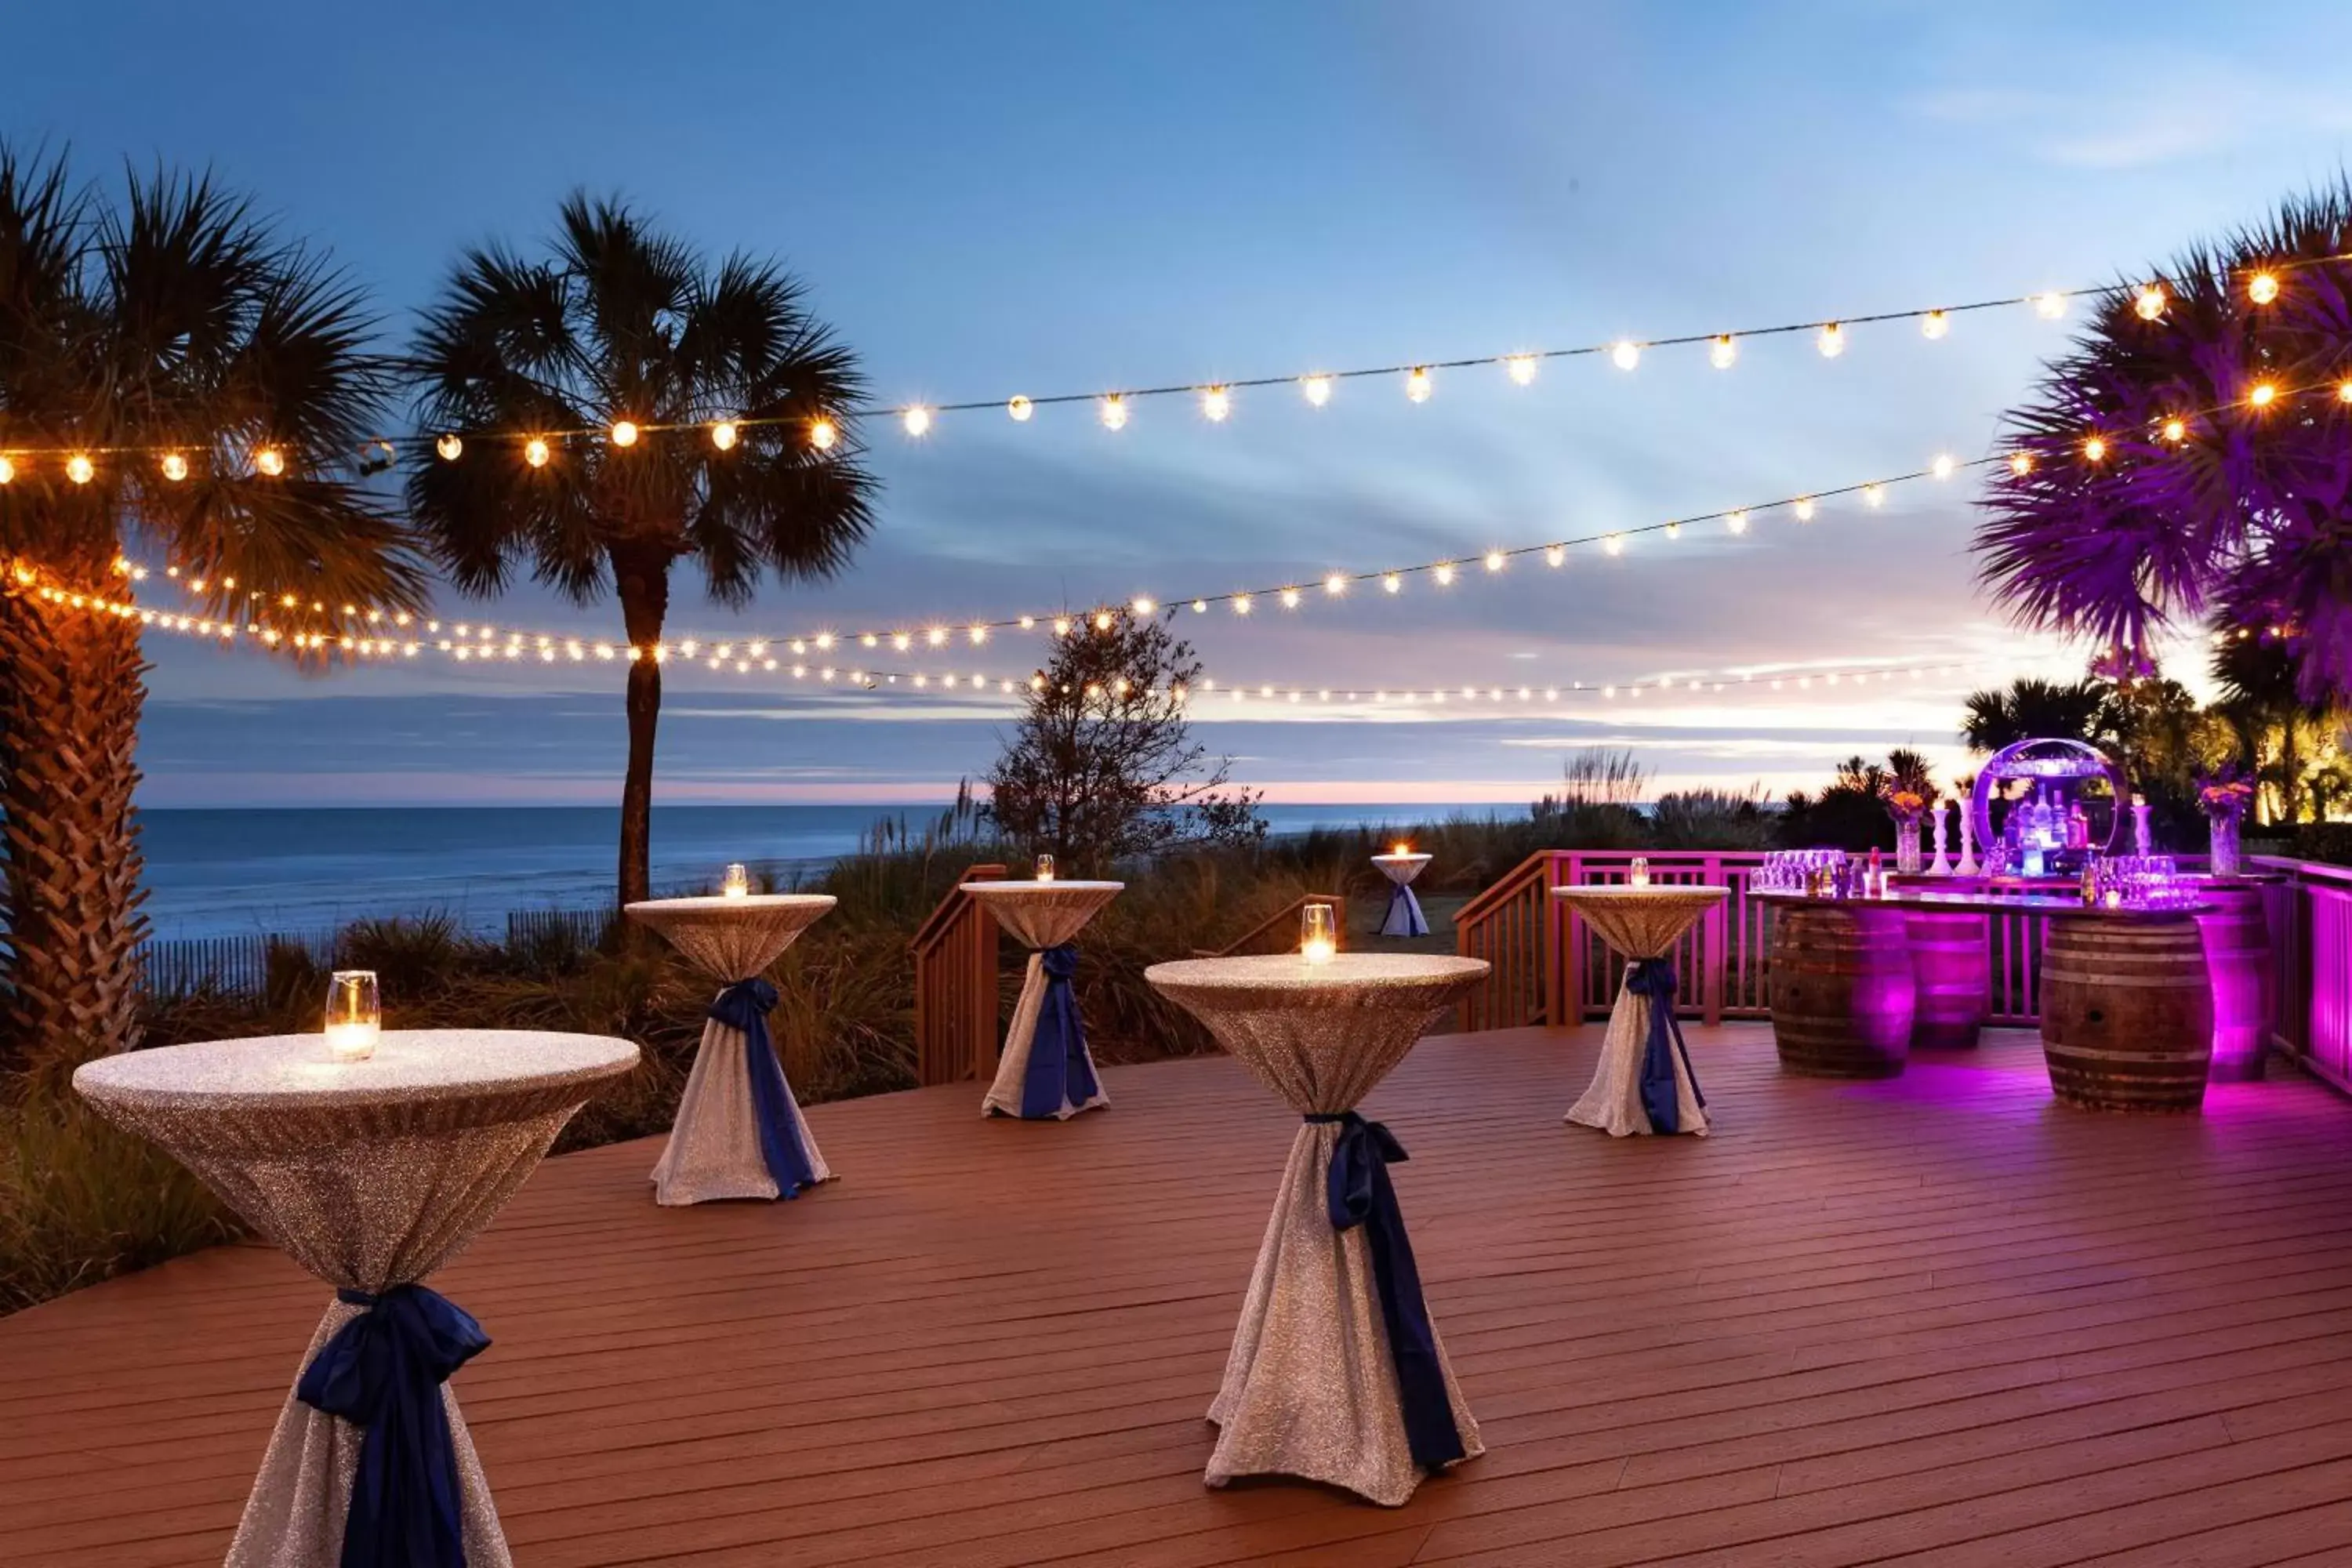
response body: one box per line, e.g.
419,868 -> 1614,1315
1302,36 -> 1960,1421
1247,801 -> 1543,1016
2,257 -> 2332,471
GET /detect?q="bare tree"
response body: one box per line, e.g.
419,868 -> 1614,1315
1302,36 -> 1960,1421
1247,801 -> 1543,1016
985,614 -> 1262,873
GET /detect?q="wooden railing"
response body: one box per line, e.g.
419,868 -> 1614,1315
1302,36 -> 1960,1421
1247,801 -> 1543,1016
1210,893 -> 1350,957
910,864 -> 1007,1087
1454,849 -> 2219,1035
2253,855 -> 2352,1094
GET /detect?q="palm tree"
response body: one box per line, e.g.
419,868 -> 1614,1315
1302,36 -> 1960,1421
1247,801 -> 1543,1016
2211,632 -> 2338,822
1975,180 -> 2352,704
405,195 -> 877,906
1959,677 -> 2107,753
0,149 -> 423,1076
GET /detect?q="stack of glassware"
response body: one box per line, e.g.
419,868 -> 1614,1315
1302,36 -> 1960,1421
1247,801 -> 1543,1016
2092,855 -> 2195,909
1755,848 -> 1851,894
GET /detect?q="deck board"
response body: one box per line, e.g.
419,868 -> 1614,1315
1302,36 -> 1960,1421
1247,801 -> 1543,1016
6,1025 -> 2352,1566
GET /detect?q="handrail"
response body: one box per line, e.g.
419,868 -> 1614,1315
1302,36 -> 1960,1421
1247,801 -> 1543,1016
1211,893 -> 1350,957
911,864 -> 1007,1086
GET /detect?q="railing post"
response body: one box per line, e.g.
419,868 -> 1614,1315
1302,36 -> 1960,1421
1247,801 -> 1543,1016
1541,850 -> 1563,1026
1702,855 -> 1726,1025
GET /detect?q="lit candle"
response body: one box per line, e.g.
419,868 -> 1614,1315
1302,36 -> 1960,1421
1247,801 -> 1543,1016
2103,888 -> 2123,909
722,862 -> 750,899
324,969 -> 379,1062
1629,856 -> 1650,888
1035,853 -> 1056,883
1392,841 -> 1411,858
1301,902 -> 1338,965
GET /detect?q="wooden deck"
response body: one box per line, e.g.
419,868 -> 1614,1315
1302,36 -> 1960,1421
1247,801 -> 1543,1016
9,1024 -> 2352,1566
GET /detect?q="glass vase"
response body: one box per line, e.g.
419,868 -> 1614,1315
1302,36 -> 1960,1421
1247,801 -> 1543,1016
1895,821 -> 1924,876
2208,813 -> 2243,879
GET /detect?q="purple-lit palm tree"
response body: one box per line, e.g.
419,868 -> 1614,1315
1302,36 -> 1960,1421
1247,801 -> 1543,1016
1974,181 -> 2352,705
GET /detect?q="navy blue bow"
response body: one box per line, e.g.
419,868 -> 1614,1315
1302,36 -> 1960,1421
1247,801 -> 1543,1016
1624,958 -> 1704,1134
1306,1110 -> 1465,1471
711,978 -> 822,1196
294,1283 -> 489,1568
1018,943 -> 1100,1118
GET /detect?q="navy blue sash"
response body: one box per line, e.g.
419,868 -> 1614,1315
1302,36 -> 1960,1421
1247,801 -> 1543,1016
711,978 -> 821,1196
1305,1110 -> 1465,1470
1019,943 -> 1099,1117
295,1283 -> 489,1568
1381,883 -> 1430,938
1624,958 -> 1704,1134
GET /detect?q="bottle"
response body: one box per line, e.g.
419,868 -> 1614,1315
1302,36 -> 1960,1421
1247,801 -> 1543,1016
1867,846 -> 1884,897
2079,851 -> 2100,907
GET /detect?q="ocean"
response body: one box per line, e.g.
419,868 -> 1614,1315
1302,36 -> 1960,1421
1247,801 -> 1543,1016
132,803 -> 1489,940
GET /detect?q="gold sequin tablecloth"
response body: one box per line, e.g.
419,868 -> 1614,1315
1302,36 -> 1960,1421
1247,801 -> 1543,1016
74,1029 -> 638,1568
625,895 -> 837,1203
1552,884 -> 1727,1136
964,880 -> 1123,1120
1144,953 -> 1489,1506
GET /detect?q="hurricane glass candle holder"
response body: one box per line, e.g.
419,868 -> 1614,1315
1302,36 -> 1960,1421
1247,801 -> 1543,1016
1034,853 -> 1056,883
324,970 -> 380,1062
721,862 -> 750,899
1300,902 -> 1337,964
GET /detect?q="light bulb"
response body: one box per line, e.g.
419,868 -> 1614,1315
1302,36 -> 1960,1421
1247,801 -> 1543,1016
1233,594 -> 1252,615
2161,416 -> 2187,443
1190,599 -> 1206,613
0,456 -> 13,485
1504,354 -> 1537,386
1201,386 -> 1231,422
2249,271 -> 2281,305
710,421 -> 739,451
67,454 -> 94,485
1931,453 -> 1955,479
1051,616 -> 1070,636
1664,522 -> 1682,539
253,447 -> 285,476
524,437 -> 551,468
2035,291 -> 2067,319
609,419 -> 639,448
2134,285 -> 2166,321
1093,610 -> 1113,630
160,452 -> 189,482
1434,562 -> 1455,585
2082,437 -> 2107,463
1611,339 -> 1640,371
1863,482 -> 1886,506
1794,496 -> 1816,521
1382,572 -> 1401,593
1099,394 -> 1128,430
1301,374 -> 1332,407
1545,544 -> 1565,567
1726,510 -> 1748,534
1817,322 -> 1846,358
435,434 -> 463,461
1131,597 -> 1156,615
1323,573 -> 1345,594
1922,310 -> 1950,339
1279,586 -> 1301,608
1484,550 -> 1505,572
1007,395 -> 1033,422
1709,334 -> 1737,368
808,417 -> 838,452
902,406 -> 931,437
2249,382 -> 2278,408
2009,452 -> 2034,476
1406,366 -> 1432,402
1604,534 -> 1624,556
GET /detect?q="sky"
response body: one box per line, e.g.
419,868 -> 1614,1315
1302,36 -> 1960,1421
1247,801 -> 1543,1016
16,0 -> 2352,809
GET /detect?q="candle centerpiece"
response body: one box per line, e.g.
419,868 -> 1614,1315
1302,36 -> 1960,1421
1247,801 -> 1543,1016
1301,902 -> 1338,964
721,862 -> 750,899
323,970 -> 379,1062
1628,855 -> 1650,889
1034,852 -> 1056,883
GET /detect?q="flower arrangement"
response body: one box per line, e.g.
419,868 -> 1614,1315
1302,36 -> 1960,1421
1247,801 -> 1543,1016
1882,787 -> 1929,826
2194,768 -> 2255,822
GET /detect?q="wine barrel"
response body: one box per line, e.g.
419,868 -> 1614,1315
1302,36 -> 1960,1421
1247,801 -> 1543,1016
1905,910 -> 1989,1049
1769,903 -> 1915,1079
2039,915 -> 2212,1112
2197,884 -> 2272,1082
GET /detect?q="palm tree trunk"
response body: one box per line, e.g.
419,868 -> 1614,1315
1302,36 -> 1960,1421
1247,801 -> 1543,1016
612,544 -> 673,911
0,568 -> 150,1085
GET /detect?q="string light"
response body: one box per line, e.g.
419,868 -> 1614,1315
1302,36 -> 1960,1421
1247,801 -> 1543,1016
253,447 -> 285,477
2082,435 -> 2107,462
2161,416 -> 2187,443
1383,572 -> 1402,592
809,417 -> 839,452
609,420 -> 640,448
1921,310 -> 1949,340
67,455 -> 94,485
1406,367 -> 1432,403
2249,271 -> 2281,305
1709,334 -> 1737,368
1434,562 -> 1456,585
2009,452 -> 2034,476
1794,496 -> 1815,521
1930,454 -> 1955,479
1544,545 -> 1565,567
0,457 -> 13,485
902,406 -> 932,437
1201,386 -> 1232,422
1324,573 -> 1346,595
1862,483 -> 1885,506
1726,510 -> 1748,534
1610,340 -> 1640,372
2134,285 -> 2167,321
524,437 -> 551,468
1484,550 -> 1506,572
436,434 -> 463,462
160,452 -> 189,482
2034,292 -> 2067,319
2249,382 -> 2278,409
1817,322 -> 1846,358
1099,394 -> 1129,430
1301,375 -> 1333,408
710,421 -> 739,451
1007,396 -> 1034,422
1504,354 -> 1538,386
